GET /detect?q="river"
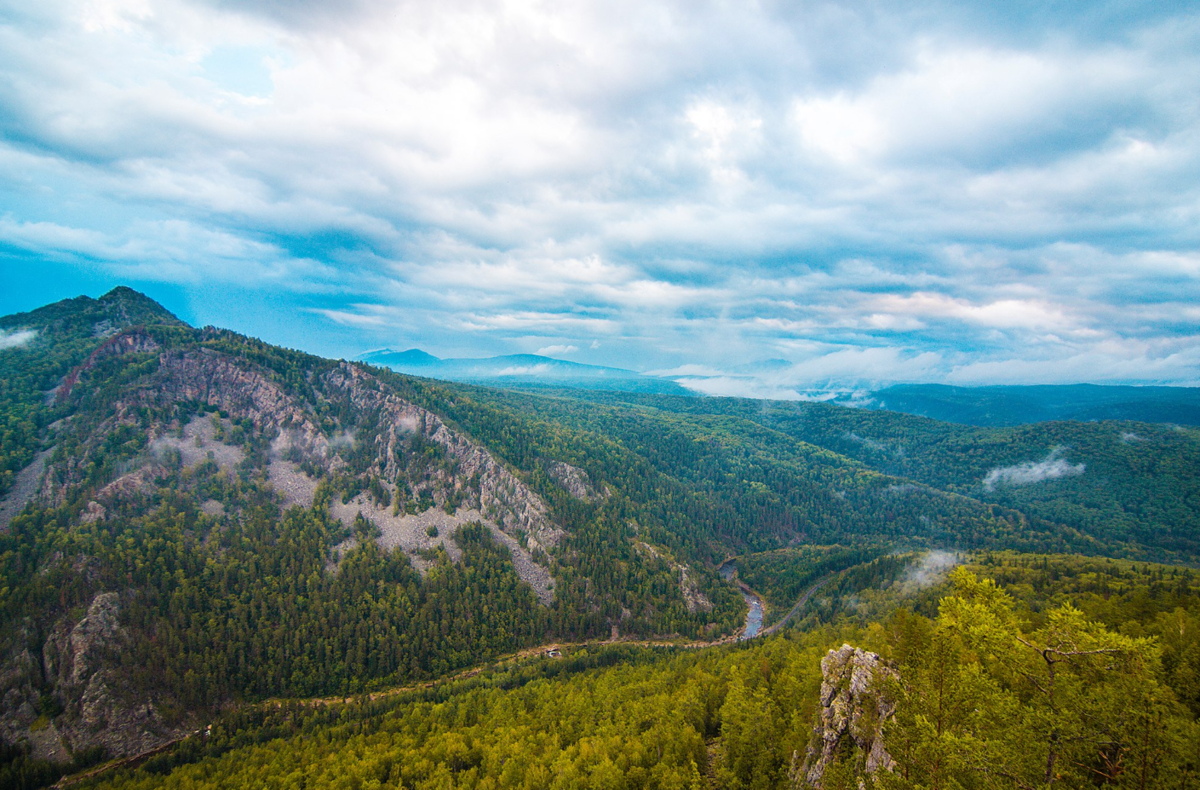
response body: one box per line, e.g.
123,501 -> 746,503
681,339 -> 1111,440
719,560 -> 766,640
740,594 -> 764,639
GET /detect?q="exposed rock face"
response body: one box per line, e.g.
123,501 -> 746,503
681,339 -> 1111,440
40,593 -> 183,762
546,461 -> 600,502
0,448 -> 51,531
2,594 -> 183,764
679,566 -> 713,613
325,363 -> 563,554
795,644 -> 897,788
44,593 -> 123,688
148,348 -> 332,466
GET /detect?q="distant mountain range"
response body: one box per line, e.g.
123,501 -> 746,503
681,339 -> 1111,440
864,383 -> 1200,427
357,349 -> 1200,427
357,348 -> 694,395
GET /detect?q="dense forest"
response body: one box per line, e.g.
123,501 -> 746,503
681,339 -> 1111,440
6,552 -> 1192,790
2,289 -> 1199,789
476,387 -> 1200,561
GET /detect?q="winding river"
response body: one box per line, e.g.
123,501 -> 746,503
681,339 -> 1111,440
719,560 -> 766,639
719,559 -> 833,641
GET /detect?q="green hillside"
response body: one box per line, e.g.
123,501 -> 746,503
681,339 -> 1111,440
2,290 -> 1200,789
36,553 -> 1200,790
479,388 -> 1200,562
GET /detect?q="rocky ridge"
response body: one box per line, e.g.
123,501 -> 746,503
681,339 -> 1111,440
793,644 -> 897,788
1,593 -> 185,765
325,363 -> 563,554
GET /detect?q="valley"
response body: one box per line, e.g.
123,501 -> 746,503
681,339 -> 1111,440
1,288 -> 1199,789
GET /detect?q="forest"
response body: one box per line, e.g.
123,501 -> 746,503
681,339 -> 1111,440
5,552 -> 1195,790
2,289 -> 1199,789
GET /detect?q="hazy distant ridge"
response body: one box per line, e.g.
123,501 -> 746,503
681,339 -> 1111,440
358,348 -> 694,395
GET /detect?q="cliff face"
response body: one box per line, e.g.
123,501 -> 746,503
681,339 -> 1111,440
1,593 -> 185,764
794,644 -> 897,788
325,364 -> 562,553
42,593 -> 182,760
4,328 -> 570,761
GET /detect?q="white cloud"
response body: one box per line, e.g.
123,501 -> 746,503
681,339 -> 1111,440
871,292 -> 1075,330
792,45 -> 1141,167
983,448 -> 1085,490
0,329 -> 38,349
2,1 -> 1199,384
536,344 -> 578,356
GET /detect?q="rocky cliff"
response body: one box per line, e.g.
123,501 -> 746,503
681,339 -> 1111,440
793,644 -> 897,788
1,593 -> 185,765
3,327 -> 570,762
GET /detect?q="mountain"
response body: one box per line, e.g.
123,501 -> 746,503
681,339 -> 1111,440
865,382 -> 1200,427
360,348 -> 441,368
40,552 -> 1200,790
358,348 -> 694,395
2,289 -> 1199,784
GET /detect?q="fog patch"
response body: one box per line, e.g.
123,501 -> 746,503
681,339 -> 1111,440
983,447 -> 1084,491
674,376 -> 802,400
0,328 -> 37,350
843,431 -> 888,453
843,431 -> 904,457
840,390 -> 878,409
900,550 -> 961,593
328,430 -> 356,448
1120,431 -> 1144,443
495,364 -> 552,376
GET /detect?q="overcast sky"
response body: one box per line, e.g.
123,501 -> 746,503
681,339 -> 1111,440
2,0 -> 1198,394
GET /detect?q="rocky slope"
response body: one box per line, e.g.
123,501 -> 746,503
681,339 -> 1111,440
1,323 -> 574,763
793,644 -> 897,788
1,593 -> 186,764
35,331 -> 561,595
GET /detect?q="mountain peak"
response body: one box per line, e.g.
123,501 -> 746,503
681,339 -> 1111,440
360,348 -> 441,367
0,286 -> 187,334
96,286 -> 186,326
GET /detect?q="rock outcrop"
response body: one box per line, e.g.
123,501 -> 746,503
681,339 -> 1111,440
546,461 -> 601,502
1,593 -> 184,764
325,363 -> 563,554
41,593 -> 183,761
794,644 -> 897,788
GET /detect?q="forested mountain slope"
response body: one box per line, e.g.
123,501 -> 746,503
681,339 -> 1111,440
45,552 -> 1200,790
485,388 -> 1200,561
869,382 -> 1200,427
1,289 -> 1199,782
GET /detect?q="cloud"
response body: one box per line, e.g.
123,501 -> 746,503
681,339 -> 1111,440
791,45 -> 1143,167
870,292 -> 1075,331
0,329 -> 38,349
674,376 -> 802,400
536,344 -> 578,356
495,364 -> 552,376
899,550 -> 960,593
1,1 -> 1198,384
982,448 -> 1085,490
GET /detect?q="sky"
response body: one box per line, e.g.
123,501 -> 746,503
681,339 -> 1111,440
1,0 -> 1198,395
